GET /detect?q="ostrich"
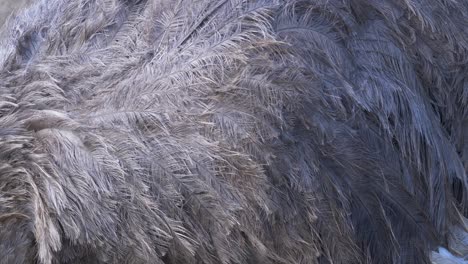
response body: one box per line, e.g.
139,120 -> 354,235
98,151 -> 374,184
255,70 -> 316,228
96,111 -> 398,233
0,0 -> 467,263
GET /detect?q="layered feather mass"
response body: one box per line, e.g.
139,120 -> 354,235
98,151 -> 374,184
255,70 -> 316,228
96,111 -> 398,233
0,0 -> 468,263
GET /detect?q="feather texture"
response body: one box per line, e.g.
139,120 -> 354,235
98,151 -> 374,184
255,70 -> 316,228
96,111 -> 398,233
0,0 -> 467,263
